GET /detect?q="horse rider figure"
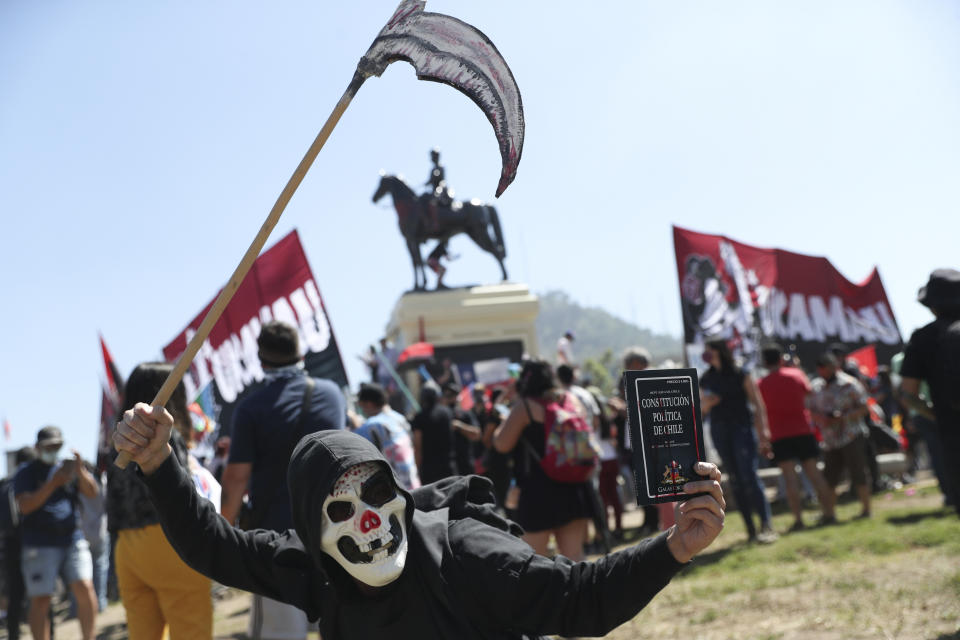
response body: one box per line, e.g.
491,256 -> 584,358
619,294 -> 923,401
373,169 -> 510,291
424,148 -> 454,233
426,241 -> 450,288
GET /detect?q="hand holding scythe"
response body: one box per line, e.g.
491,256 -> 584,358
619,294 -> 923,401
114,1 -> 524,468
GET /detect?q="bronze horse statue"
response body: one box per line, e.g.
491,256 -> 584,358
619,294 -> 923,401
372,173 -> 508,290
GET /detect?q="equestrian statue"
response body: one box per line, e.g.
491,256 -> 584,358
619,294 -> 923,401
372,149 -> 508,291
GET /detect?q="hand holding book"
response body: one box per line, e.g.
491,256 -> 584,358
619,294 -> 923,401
665,461 -> 725,563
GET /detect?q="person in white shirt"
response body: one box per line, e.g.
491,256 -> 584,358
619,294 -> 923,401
555,364 -> 599,432
556,330 -> 575,366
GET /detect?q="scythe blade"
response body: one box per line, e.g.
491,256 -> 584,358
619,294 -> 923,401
356,1 -> 524,197
113,0 -> 526,470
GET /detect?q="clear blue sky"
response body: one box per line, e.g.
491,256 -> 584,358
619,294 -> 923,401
2,1 -> 958,460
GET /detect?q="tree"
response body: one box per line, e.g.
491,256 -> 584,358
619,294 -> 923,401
581,356 -> 614,397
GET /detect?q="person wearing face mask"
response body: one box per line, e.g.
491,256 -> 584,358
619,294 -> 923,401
699,340 -> 777,544
13,427 -> 99,640
115,404 -> 727,640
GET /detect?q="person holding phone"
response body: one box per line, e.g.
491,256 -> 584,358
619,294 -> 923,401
13,427 -> 98,640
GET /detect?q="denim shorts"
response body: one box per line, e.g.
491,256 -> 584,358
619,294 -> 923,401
22,537 -> 93,598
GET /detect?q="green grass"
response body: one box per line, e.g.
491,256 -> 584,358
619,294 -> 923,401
694,608 -> 719,624
636,483 -> 960,639
685,495 -> 957,584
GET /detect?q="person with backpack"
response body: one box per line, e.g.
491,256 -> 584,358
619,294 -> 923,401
114,406 -> 726,640
492,360 -> 599,561
900,268 -> 960,515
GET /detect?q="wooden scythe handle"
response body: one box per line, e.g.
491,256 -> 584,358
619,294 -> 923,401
115,75 -> 364,469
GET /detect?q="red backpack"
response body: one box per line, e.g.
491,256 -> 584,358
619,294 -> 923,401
528,393 -> 600,483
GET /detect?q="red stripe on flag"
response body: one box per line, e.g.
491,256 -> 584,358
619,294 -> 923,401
847,345 -> 878,379
99,334 -> 123,401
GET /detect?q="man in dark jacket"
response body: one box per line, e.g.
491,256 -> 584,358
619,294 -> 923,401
220,320 -> 345,638
115,403 -> 725,640
441,382 -> 482,476
900,268 -> 960,514
221,320 -> 345,530
411,385 -> 458,484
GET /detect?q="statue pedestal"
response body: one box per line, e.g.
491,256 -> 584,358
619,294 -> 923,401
386,283 -> 539,389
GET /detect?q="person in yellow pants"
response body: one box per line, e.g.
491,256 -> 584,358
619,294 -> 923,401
115,523 -> 212,640
107,362 -> 214,640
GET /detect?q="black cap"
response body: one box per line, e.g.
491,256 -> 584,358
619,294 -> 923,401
36,426 -> 63,448
257,321 -> 301,367
441,381 -> 461,396
918,268 -> 960,312
816,353 -> 839,369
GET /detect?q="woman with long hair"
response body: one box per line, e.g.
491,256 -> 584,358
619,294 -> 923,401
493,360 -> 594,560
106,363 -> 213,639
700,340 -> 777,543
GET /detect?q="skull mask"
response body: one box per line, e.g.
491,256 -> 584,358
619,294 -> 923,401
319,461 -> 408,587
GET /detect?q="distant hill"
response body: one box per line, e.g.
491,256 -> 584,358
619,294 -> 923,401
535,290 -> 683,391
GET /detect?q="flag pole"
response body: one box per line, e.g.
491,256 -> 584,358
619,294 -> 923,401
376,349 -> 421,413
115,73 -> 365,469
116,0 -> 525,468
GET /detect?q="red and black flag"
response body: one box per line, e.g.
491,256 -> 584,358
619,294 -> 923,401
97,334 -> 124,465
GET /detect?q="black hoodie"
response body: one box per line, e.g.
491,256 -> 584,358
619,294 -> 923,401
144,430 -> 684,639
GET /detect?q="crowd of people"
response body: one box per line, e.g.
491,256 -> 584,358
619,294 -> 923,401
695,267 -> 960,545
1,267 -> 957,640
0,363 -> 226,640
108,323 -> 724,640
348,313 -> 954,564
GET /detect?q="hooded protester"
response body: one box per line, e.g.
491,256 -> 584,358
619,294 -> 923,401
115,403 -> 726,640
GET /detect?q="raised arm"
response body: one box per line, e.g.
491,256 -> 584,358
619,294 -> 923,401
452,462 -> 725,637
74,451 -> 99,499
114,404 -> 316,608
451,418 -> 483,442
16,466 -> 72,515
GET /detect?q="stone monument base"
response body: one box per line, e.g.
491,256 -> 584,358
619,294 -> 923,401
386,283 -> 539,393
